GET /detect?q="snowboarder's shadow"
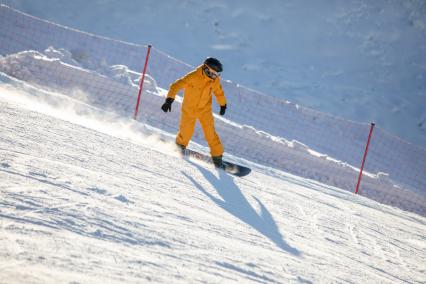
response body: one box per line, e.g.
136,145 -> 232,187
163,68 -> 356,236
183,162 -> 301,256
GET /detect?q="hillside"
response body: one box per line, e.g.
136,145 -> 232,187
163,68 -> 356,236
0,5 -> 425,216
0,5 -> 425,283
1,85 -> 425,283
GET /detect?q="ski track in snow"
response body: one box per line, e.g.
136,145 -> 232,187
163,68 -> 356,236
0,95 -> 425,283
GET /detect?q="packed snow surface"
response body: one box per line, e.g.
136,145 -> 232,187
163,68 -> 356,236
0,5 -> 425,283
0,4 -> 425,215
1,86 -> 425,283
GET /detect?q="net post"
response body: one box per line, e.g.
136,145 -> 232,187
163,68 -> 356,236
133,44 -> 152,120
355,122 -> 375,194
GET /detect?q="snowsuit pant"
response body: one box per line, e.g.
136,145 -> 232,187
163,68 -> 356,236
176,110 -> 224,157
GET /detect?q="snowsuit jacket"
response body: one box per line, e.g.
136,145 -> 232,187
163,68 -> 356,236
166,65 -> 227,114
166,65 -> 227,157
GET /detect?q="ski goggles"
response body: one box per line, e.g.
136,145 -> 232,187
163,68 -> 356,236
203,64 -> 220,79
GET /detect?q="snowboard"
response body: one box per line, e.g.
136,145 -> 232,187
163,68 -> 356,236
182,148 -> 251,177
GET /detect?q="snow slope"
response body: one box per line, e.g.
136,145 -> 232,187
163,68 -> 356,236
1,0 -> 425,147
0,5 -> 425,216
1,85 -> 426,283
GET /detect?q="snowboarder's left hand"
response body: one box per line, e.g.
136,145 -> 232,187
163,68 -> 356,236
219,104 -> 227,116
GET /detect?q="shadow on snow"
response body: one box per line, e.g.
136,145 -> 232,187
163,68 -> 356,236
182,161 -> 301,256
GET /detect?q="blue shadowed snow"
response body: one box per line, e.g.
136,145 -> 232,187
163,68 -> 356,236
183,161 -> 301,255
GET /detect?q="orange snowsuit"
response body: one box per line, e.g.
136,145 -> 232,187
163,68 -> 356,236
167,65 -> 227,157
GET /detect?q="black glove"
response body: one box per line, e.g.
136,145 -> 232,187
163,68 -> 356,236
219,104 -> 227,116
161,98 -> 174,112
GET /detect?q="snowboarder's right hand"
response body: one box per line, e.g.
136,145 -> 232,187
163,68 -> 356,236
219,104 -> 227,116
161,98 -> 174,112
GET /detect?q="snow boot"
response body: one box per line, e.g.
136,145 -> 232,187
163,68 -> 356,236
175,142 -> 186,155
212,155 -> 224,168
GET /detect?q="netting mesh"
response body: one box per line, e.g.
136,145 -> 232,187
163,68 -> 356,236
1,5 -> 425,216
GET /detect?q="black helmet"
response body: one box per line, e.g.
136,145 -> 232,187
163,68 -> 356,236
204,57 -> 223,72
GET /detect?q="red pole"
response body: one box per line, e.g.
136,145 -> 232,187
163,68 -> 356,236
133,44 -> 152,120
355,122 -> 375,194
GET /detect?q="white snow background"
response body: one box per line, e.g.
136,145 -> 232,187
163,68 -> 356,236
1,0 -> 426,147
0,4 -> 425,284
0,5 -> 425,215
1,84 -> 425,283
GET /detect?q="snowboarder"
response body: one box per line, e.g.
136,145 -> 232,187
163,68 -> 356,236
161,57 -> 227,168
